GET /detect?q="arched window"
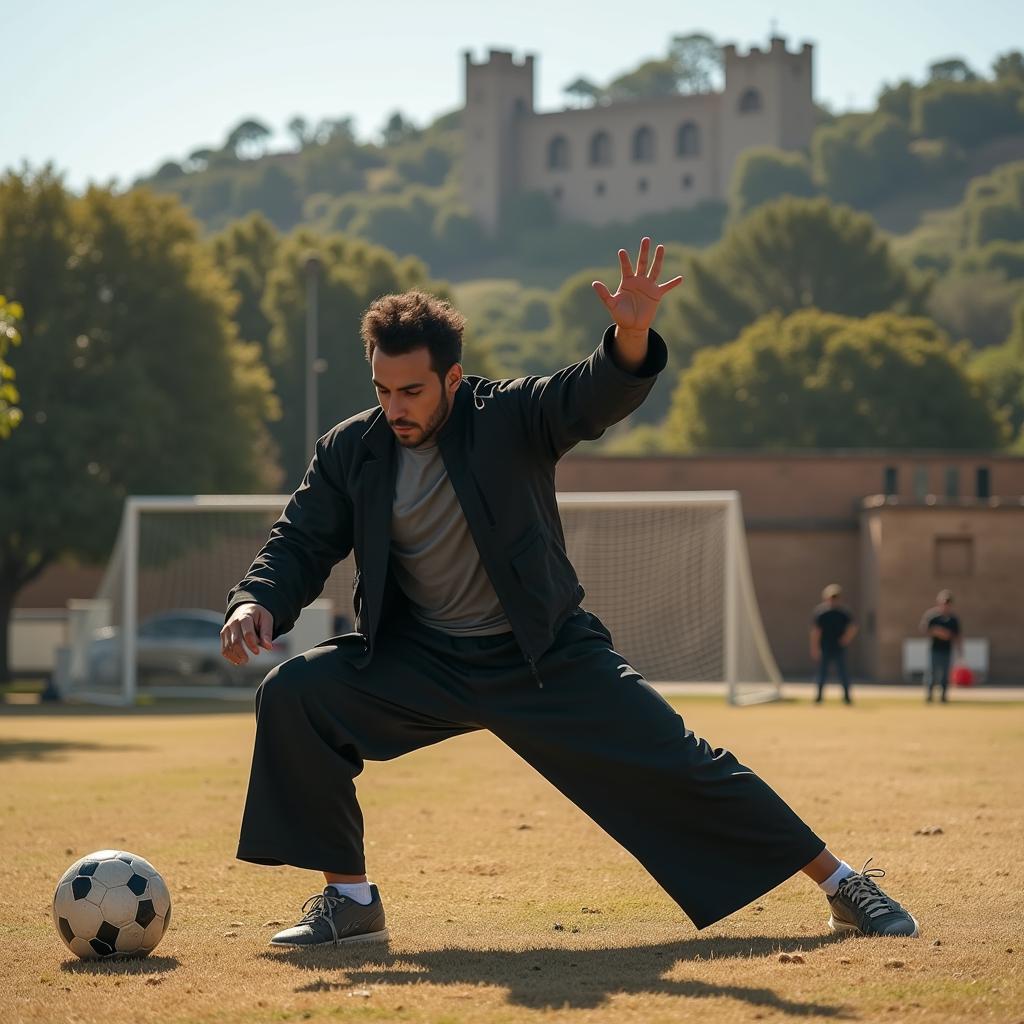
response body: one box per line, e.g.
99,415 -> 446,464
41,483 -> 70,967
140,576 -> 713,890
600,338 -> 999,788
632,125 -> 655,162
738,88 -> 762,113
589,130 -> 612,167
676,121 -> 700,157
547,135 -> 570,171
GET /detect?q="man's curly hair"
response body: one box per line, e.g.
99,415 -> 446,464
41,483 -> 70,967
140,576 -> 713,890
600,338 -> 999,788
361,291 -> 465,377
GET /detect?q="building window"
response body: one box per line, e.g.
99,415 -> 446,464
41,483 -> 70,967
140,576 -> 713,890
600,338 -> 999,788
912,466 -> 929,501
638,178 -> 648,193
934,536 -> 973,577
595,181 -> 606,196
681,173 -> 693,189
976,466 -> 991,499
589,131 -> 612,167
676,121 -> 700,157
738,87 -> 763,113
547,135 -> 570,171
944,467 -> 960,499
883,466 -> 898,497
632,125 -> 655,162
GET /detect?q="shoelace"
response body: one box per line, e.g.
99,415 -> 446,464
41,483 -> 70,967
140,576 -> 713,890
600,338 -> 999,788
837,859 -> 897,919
297,891 -> 345,942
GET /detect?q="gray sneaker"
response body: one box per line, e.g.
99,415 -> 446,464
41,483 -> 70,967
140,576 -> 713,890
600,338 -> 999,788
269,885 -> 388,948
828,861 -> 919,938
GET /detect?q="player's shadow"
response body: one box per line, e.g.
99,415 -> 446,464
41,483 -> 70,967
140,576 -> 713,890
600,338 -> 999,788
0,738 -> 149,763
268,933 -> 852,1016
59,954 -> 180,975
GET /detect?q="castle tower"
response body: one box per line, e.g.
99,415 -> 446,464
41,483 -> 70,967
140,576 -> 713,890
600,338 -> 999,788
462,49 -> 535,233
717,36 -> 814,197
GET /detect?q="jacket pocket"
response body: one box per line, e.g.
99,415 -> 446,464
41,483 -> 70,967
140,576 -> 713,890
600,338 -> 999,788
510,528 -> 577,609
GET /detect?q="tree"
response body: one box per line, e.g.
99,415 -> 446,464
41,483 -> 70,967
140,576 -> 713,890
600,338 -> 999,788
153,160 -> 185,181
551,267 -> 622,363
963,162 -> 1024,246
928,270 -> 1024,348
563,77 -> 602,107
669,32 -> 722,93
665,309 -> 1007,450
225,118 -> 273,159
314,116 -> 356,145
972,297 -> 1024,447
912,80 -> 1024,148
877,80 -> 915,123
993,50 -> 1024,82
728,147 -> 816,221
186,147 -> 216,172
287,115 -> 313,149
381,111 -> 419,147
606,59 -> 680,100
928,57 -> 978,82
0,170 -> 279,681
812,114 -> 918,206
261,229 -> 440,481
233,164 -> 302,229
209,212 -> 280,358
0,294 -> 22,438
668,197 -> 929,357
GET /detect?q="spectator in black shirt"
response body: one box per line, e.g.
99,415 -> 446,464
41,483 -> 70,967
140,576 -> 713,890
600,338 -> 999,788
920,590 -> 962,703
811,584 -> 858,704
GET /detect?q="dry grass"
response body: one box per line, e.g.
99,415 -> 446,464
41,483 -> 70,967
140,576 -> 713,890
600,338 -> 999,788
2,695 -> 1023,1024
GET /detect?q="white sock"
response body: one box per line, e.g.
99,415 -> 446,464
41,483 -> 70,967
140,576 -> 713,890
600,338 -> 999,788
327,881 -> 373,905
819,860 -> 855,897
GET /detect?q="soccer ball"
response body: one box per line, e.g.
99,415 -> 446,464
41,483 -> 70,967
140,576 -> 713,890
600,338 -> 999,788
52,850 -> 171,959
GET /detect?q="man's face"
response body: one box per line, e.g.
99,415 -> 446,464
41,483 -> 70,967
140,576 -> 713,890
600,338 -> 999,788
371,346 -> 462,448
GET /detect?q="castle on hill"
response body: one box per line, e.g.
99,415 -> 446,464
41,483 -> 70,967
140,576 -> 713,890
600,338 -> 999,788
461,36 -> 815,232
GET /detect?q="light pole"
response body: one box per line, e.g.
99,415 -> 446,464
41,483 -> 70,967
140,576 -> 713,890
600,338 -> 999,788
304,254 -> 322,455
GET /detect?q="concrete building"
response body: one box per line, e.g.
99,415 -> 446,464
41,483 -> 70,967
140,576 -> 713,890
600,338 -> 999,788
462,37 -> 815,232
555,452 -> 1024,683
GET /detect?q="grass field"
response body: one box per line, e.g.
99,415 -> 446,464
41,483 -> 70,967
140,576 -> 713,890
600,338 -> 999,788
3,695 -> 1023,1024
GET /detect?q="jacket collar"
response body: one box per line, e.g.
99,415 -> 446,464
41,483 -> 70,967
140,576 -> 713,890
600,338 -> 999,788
360,378 -> 472,458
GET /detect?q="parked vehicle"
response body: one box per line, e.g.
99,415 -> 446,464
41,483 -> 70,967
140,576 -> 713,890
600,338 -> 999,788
86,609 -> 288,688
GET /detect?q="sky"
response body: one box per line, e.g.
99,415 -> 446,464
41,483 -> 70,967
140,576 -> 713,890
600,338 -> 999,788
6,0 -> 1022,190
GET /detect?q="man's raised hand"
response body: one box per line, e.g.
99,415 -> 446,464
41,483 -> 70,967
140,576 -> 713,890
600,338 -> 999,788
220,603 -> 275,666
592,237 -> 684,334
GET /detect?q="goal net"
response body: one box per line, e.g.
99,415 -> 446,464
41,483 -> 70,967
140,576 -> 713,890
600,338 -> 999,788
60,491 -> 781,705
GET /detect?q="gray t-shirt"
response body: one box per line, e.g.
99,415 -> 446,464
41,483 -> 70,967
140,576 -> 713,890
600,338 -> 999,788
390,441 -> 511,636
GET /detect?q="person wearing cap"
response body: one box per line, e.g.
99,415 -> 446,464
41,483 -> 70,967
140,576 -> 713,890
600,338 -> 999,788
810,584 -> 858,704
920,590 -> 962,703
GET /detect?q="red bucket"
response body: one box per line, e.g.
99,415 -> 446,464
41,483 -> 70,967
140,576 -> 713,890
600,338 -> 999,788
951,664 -> 975,687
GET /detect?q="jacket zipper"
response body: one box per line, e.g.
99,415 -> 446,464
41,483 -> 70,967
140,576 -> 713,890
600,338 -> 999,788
526,655 -> 544,689
471,473 -> 497,528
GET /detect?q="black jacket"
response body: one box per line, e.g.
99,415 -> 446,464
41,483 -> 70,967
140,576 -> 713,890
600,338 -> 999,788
226,325 -> 667,671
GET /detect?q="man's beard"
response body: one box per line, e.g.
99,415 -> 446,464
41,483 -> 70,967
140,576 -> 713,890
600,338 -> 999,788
392,388 -> 450,448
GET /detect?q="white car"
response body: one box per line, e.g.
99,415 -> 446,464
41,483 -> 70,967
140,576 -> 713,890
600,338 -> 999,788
86,609 -> 288,688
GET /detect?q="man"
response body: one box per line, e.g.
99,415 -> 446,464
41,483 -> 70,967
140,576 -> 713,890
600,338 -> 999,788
920,590 -> 962,703
222,239 -> 918,947
810,584 -> 858,704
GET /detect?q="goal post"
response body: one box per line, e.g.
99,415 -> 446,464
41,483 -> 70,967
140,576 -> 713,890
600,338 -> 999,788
62,491 -> 781,706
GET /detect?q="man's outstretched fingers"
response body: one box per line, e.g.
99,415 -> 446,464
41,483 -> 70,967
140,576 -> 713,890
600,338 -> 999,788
617,248 -> 632,279
239,613 -> 260,655
647,243 -> 665,282
635,236 -> 651,276
657,275 -> 685,294
259,612 -> 274,651
592,280 -> 614,310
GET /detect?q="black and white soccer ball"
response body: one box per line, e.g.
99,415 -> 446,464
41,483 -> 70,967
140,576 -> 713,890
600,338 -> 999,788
52,850 -> 171,959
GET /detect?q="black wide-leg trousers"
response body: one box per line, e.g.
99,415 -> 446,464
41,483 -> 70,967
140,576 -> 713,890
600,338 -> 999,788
237,609 -> 824,929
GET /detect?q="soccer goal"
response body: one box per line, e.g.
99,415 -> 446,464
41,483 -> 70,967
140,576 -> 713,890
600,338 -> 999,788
61,491 -> 781,706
